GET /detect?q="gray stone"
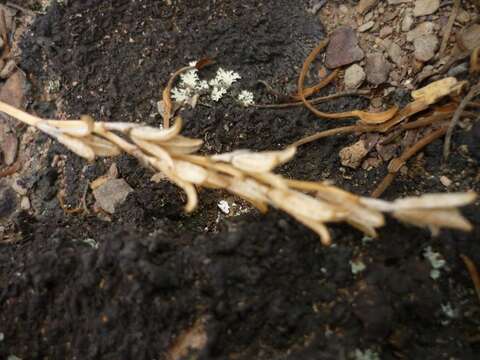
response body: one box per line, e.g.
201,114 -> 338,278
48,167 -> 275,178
414,0 -> 440,17
344,64 -> 366,89
388,42 -> 404,66
379,26 -> 393,38
325,26 -> 365,69
406,21 -> 435,42
447,63 -> 469,77
414,34 -> 439,62
0,123 -> 18,166
401,11 -> 414,32
358,21 -> 375,33
93,179 -> 133,214
366,53 -> 391,85
388,0 -> 411,4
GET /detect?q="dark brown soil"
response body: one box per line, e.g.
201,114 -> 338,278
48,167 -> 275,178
1,1 -> 480,359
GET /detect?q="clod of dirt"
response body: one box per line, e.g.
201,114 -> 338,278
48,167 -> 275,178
0,182 -> 16,218
93,178 -> 133,214
339,139 -> 370,169
325,26 -> 364,69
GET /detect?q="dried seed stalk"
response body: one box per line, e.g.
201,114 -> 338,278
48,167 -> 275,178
0,100 -> 476,245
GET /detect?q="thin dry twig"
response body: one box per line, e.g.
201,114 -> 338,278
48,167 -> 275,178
253,89 -> 370,109
443,81 -> 480,160
438,0 -> 460,58
372,126 -> 448,198
460,255 -> 480,304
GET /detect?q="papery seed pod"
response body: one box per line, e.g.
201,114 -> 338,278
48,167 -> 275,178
38,123 -> 96,161
83,135 -> 122,157
227,178 -> 269,213
131,137 -> 175,169
173,160 -> 209,184
268,188 -> 344,223
130,117 -> 182,142
162,136 -> 204,155
46,119 -> 93,137
393,208 -> 473,232
213,147 -> 296,173
391,192 -> 477,210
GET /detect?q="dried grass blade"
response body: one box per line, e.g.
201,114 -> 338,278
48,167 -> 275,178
82,135 -> 122,157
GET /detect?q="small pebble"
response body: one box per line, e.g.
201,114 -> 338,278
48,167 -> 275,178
358,20 -> 375,32
440,176 -> 452,187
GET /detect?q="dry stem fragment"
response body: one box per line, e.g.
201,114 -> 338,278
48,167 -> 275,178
0,81 -> 476,244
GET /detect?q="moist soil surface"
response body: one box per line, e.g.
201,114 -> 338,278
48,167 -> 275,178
1,1 -> 480,359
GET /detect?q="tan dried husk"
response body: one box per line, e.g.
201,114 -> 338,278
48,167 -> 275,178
0,99 -> 476,246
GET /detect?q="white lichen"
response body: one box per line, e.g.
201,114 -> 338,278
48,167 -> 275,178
209,68 -> 241,88
440,302 -> 459,325
211,87 -> 227,102
82,238 -> 99,249
423,246 -> 446,280
353,349 -> 380,360
180,70 -> 200,89
171,87 -> 191,104
350,259 -> 366,275
46,79 -> 61,94
237,90 -> 255,107
217,200 -> 230,214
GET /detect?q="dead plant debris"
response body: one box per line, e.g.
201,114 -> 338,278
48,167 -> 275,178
0,85 -> 476,245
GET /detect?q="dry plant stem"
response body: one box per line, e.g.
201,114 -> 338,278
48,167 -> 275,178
254,90 -> 370,109
292,125 -> 366,147
297,39 -> 398,124
162,66 -> 195,128
372,126 -> 448,198
443,81 -> 480,160
438,0 -> 460,58
460,255 -> 480,304
0,98 -> 476,244
291,69 -> 339,100
471,47 -> 480,75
